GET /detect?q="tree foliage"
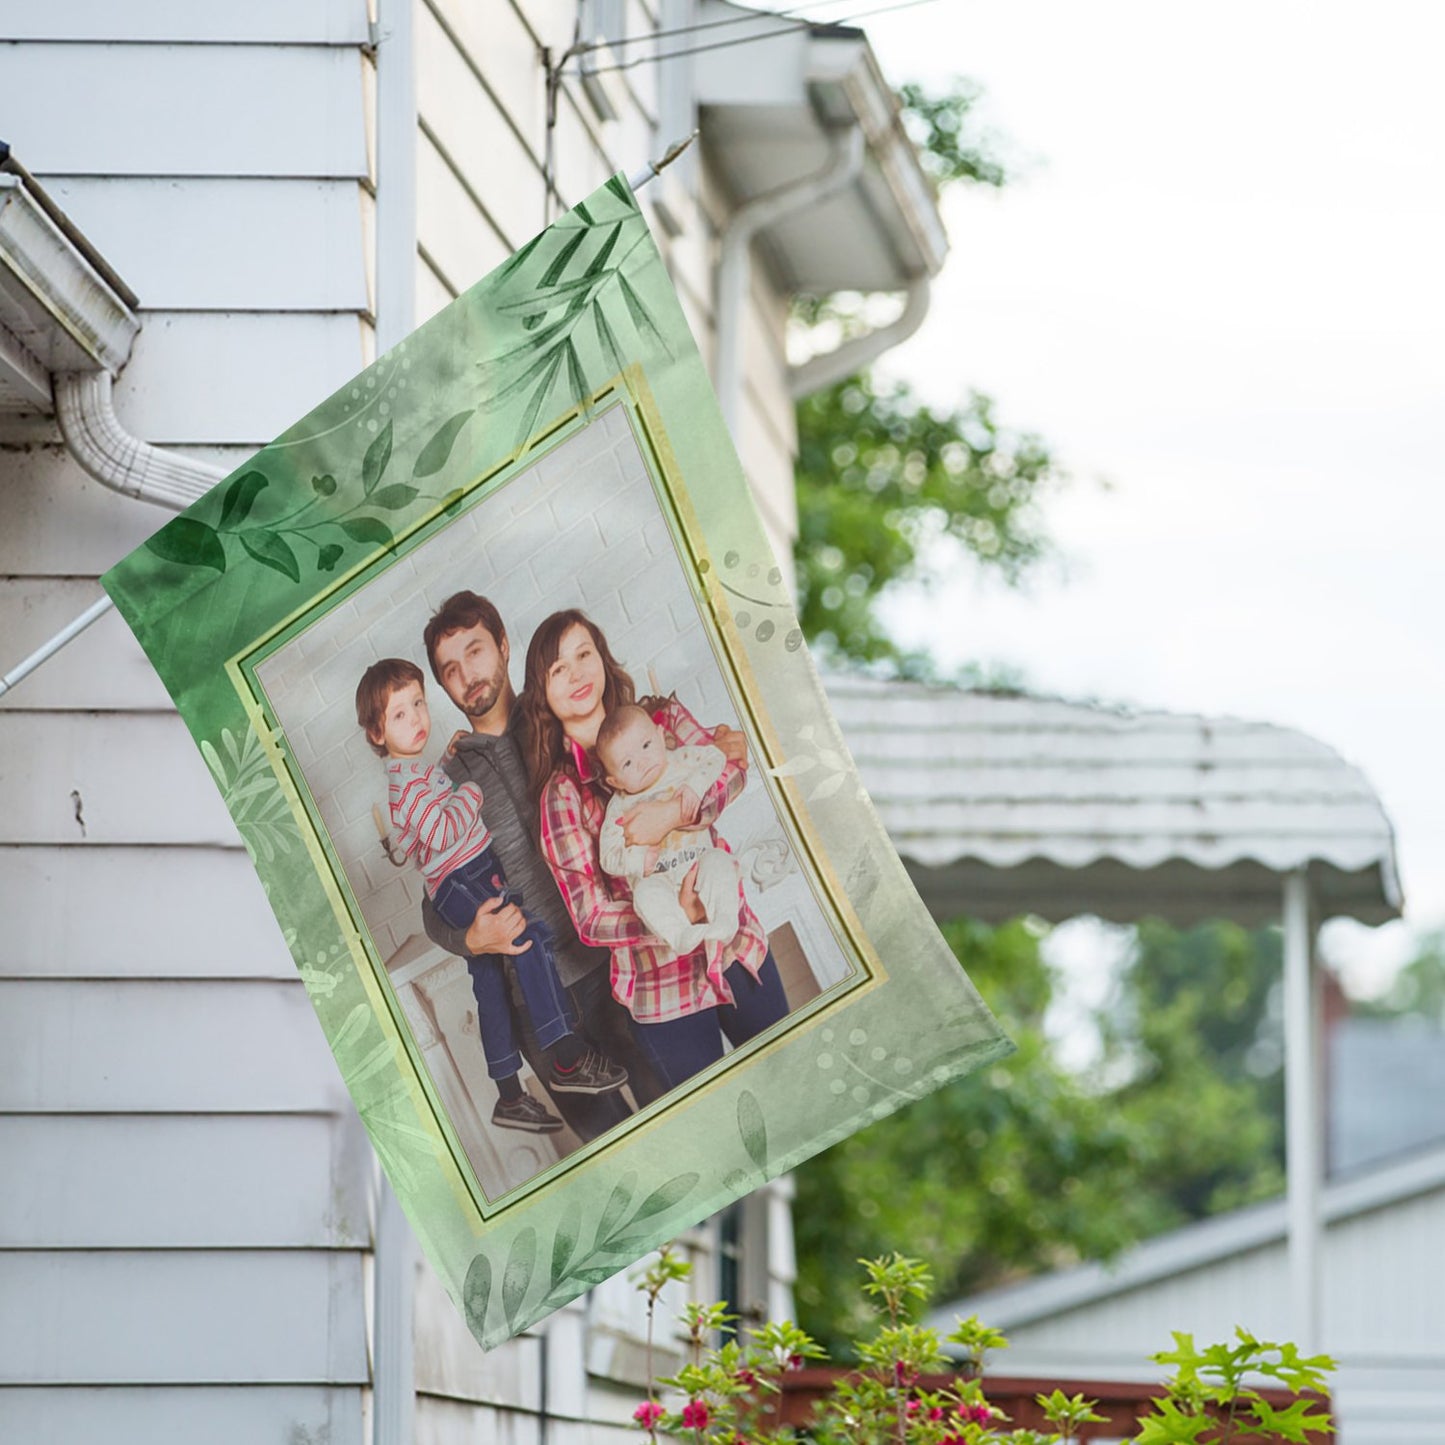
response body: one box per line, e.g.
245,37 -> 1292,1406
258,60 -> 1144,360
792,77 -> 1058,671
795,380 -> 1055,670
792,919 -> 1289,1354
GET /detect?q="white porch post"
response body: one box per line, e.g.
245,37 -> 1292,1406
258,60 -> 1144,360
1282,867 -> 1323,1350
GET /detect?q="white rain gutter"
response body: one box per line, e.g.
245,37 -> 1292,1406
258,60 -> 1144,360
370,0 -> 419,1438
714,121 -> 865,440
786,272 -> 931,399
54,370 -> 225,509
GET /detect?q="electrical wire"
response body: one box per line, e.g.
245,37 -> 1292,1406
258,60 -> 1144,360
579,0 -> 941,76
568,0 -> 879,58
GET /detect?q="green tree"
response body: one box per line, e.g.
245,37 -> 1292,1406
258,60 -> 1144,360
792,919 -> 1289,1353
792,78 -> 1060,672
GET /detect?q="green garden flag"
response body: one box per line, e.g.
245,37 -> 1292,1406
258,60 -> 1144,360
103,177 -> 1010,1348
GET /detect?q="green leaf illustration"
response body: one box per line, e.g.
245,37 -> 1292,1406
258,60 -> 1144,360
311,473 -> 337,496
573,200 -> 594,226
218,470 -> 268,530
738,1091 -> 768,1174
594,1172 -> 637,1248
538,229 -> 588,289
592,298 -> 627,378
238,529 -> 301,583
501,1227 -> 537,1333
584,221 -> 623,279
604,173 -> 634,208
563,339 -> 588,407
498,229 -> 545,279
619,273 -> 672,357
626,1171 -> 700,1228
371,484 -> 420,511
144,517 -> 226,574
413,409 -> 475,476
515,347 -> 565,447
340,517 -> 394,547
463,1250 -> 493,1342
569,1265 -> 625,1287
550,1201 -> 583,1286
362,419 -> 393,495
498,270 -> 604,315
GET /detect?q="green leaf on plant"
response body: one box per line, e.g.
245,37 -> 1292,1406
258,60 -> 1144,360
218,470 -> 268,529
311,473 -> 338,496
462,1250 -> 492,1342
362,419 -> 393,495
144,517 -> 227,574
371,484 -> 419,511
413,409 -> 474,476
501,1227 -> 536,1333
238,529 -> 301,583
340,517 -> 394,547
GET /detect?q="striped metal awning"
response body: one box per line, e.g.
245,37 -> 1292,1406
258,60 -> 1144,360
826,674 -> 1402,928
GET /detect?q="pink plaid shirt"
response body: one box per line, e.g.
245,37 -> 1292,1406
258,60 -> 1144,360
538,699 -> 767,1024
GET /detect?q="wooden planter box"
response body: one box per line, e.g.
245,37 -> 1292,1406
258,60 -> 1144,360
774,1367 -> 1332,1442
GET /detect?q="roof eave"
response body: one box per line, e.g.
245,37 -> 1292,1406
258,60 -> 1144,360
0,170 -> 140,416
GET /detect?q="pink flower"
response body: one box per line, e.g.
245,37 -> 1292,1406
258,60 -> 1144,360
786,1353 -> 805,1372
633,1400 -> 665,1428
735,1366 -> 758,1386
893,1360 -> 918,1387
906,1399 -> 921,1416
963,1402 -> 993,1425
681,1399 -> 710,1430
928,1406 -> 946,1421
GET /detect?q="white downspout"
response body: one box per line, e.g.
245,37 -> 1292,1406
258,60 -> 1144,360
370,0 -> 419,1441
714,122 -> 865,441
54,370 -> 226,510
787,272 -> 931,399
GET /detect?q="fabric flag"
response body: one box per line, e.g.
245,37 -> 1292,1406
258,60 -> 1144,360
102,176 -> 1010,1348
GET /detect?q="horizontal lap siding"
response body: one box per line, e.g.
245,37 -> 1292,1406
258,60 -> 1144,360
1,15 -> 375,1441
0,1386 -> 364,1445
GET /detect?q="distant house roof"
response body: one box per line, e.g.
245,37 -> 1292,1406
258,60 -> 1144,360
695,1 -> 948,292
826,675 -> 1402,927
1330,1017 -> 1445,1174
929,1139 -> 1445,1336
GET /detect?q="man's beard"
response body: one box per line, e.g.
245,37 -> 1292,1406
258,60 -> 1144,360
460,671 -> 504,720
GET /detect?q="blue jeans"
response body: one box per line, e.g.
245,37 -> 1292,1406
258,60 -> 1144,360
629,951 -> 790,1092
431,845 -> 574,1080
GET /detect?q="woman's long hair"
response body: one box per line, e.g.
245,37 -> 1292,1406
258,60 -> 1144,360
519,609 -> 637,803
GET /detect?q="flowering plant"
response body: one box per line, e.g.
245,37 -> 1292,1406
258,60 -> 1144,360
630,1249 -> 1334,1444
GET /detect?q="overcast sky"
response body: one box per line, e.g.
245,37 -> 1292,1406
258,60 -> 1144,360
828,0 -> 1445,995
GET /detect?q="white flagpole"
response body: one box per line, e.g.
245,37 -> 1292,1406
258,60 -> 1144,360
0,593 -> 115,700
0,135 -> 698,705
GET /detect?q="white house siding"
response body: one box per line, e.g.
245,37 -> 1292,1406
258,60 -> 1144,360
3,1 -> 822,1438
0,3 -> 377,1441
979,1185 -> 1445,1445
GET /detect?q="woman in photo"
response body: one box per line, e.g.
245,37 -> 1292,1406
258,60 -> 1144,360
519,609 -> 790,1091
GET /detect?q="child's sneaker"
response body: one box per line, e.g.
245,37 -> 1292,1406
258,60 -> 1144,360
492,1093 -> 564,1133
548,1046 -> 628,1095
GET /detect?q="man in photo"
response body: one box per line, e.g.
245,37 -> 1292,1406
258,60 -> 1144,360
420,591 -> 663,1140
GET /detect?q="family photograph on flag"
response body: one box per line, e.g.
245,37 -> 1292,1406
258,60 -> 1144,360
254,405 -> 857,1202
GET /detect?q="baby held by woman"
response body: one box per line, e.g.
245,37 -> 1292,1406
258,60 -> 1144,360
594,703 -> 744,955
